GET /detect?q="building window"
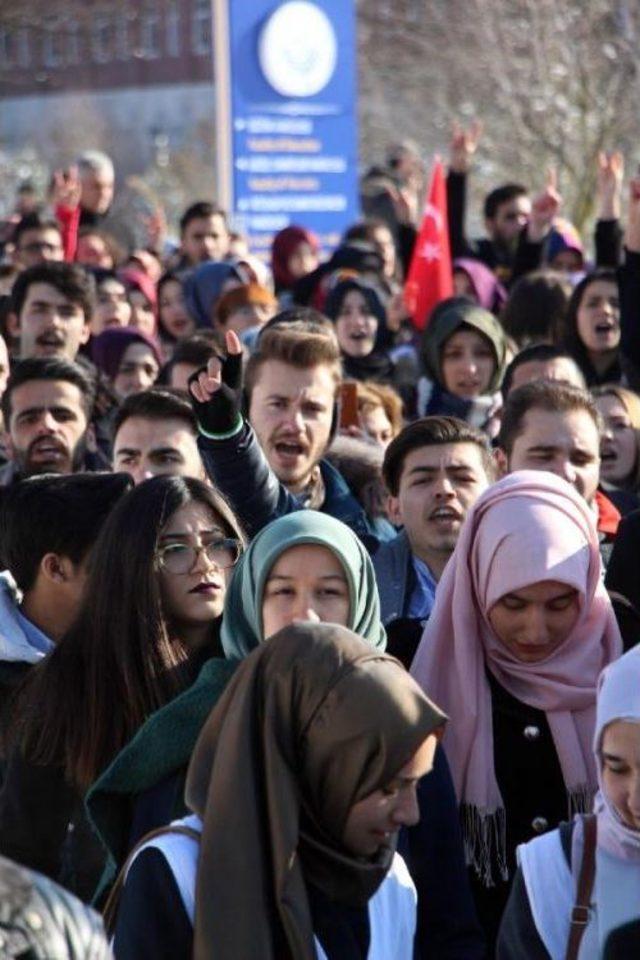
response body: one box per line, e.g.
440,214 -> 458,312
16,25 -> 31,69
91,13 -> 112,64
191,0 -> 212,56
166,0 -> 181,57
43,16 -> 65,68
0,28 -> 14,69
115,11 -> 135,61
66,18 -> 82,65
140,6 -> 161,59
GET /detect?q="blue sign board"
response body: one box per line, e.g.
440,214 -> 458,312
218,0 -> 359,256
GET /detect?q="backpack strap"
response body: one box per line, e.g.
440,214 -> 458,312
102,823 -> 200,937
565,813 -> 597,960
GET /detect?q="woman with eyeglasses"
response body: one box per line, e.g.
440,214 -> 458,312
91,511 -> 485,959
87,508 -> 384,901
0,476 -> 244,903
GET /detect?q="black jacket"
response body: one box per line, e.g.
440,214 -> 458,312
470,673 -> 569,951
446,171 -> 519,286
0,754 -> 105,904
605,506 -> 640,652
197,421 -> 377,545
399,747 -> 486,959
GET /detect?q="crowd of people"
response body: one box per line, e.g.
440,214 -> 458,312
0,129 -> 639,958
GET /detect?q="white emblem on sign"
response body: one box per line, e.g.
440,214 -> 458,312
259,2 -> 338,98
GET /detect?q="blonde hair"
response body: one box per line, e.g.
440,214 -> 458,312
354,380 -> 404,438
244,323 -> 342,403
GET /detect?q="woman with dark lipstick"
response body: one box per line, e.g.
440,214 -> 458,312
0,476 -> 244,902
90,510 -> 485,957
411,471 -> 622,949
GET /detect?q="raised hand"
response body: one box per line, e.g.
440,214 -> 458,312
188,329 -> 244,436
449,120 -> 483,174
528,167 -> 562,242
624,176 -> 640,253
596,151 -> 624,220
50,166 -> 82,210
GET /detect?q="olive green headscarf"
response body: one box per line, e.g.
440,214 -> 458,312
421,296 -> 508,393
220,511 -> 386,658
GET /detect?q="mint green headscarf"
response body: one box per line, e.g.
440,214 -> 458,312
221,511 -> 386,658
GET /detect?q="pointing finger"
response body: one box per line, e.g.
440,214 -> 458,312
226,329 -> 243,356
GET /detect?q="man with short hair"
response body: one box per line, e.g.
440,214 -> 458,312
112,388 -> 205,484
7,262 -> 94,362
0,472 -> 131,741
497,380 -> 619,556
0,358 -> 97,485
76,150 -> 115,225
178,201 -> 230,267
498,380 -> 601,505
483,184 -> 532,249
0,472 -> 130,650
11,213 -> 64,270
501,343 -> 586,401
189,319 -> 375,540
243,326 -> 339,497
374,416 -> 493,657
450,180 -> 531,285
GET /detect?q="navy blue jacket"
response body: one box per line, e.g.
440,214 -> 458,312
197,421 -> 377,543
373,530 -> 417,625
399,746 -> 486,959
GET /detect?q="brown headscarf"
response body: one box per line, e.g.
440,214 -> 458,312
185,622 -> 446,960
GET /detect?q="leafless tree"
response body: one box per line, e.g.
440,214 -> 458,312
358,0 -> 640,230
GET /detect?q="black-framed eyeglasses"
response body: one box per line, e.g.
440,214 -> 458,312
157,538 -> 241,574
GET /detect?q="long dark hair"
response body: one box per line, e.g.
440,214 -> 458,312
19,476 -> 244,791
555,269 -> 618,384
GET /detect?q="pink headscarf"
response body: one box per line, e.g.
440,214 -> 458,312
593,647 -> 640,861
411,471 -> 622,882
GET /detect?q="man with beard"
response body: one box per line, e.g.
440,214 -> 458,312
177,201 -> 231,268
0,358 -> 96,485
6,262 -> 94,362
189,318 -> 376,541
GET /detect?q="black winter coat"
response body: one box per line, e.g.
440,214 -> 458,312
470,673 -> 570,951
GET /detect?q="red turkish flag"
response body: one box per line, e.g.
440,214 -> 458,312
403,158 -> 453,330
